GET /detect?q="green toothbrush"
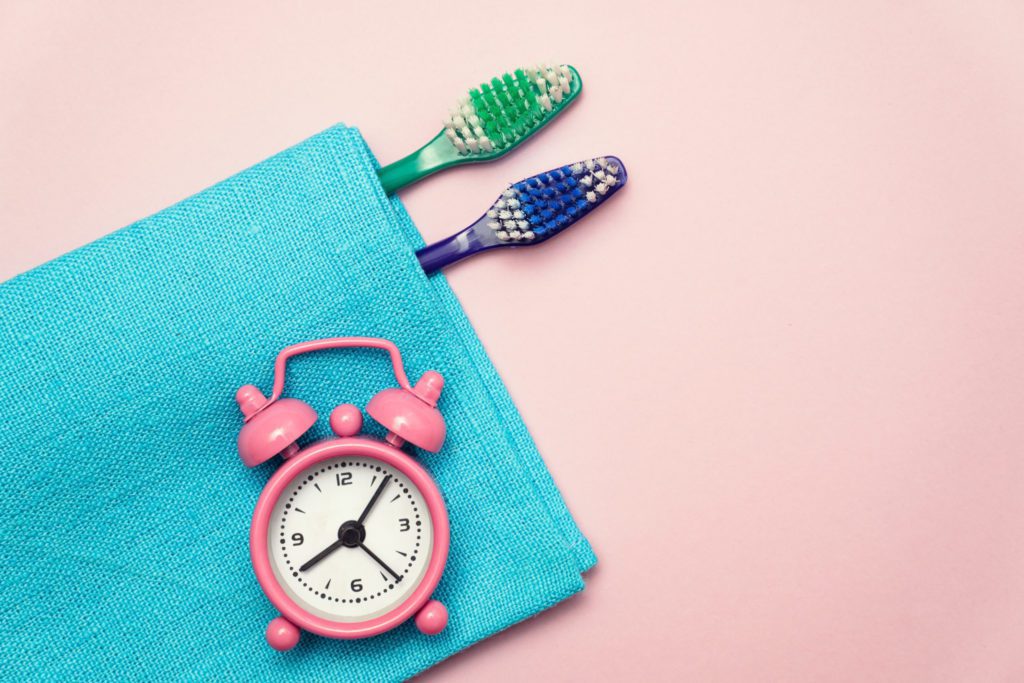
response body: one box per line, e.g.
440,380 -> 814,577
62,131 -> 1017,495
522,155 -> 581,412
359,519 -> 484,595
377,63 -> 582,195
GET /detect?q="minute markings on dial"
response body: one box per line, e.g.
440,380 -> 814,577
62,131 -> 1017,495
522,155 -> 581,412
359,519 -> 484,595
278,460 -> 425,605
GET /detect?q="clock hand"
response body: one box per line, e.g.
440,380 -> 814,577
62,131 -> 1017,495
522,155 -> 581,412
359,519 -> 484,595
358,542 -> 402,582
300,475 -> 393,574
299,539 -> 345,572
357,474 -> 392,525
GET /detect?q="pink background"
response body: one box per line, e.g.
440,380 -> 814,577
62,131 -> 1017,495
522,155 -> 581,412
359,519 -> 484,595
3,2 -> 1023,680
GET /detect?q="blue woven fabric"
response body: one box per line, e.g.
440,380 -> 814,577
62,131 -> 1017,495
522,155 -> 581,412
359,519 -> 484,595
0,126 -> 595,681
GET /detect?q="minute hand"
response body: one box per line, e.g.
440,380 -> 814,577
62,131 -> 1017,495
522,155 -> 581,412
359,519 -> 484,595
357,474 -> 392,524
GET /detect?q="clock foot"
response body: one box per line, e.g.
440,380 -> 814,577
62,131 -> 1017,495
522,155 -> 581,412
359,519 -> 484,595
266,616 -> 300,651
415,599 -> 448,635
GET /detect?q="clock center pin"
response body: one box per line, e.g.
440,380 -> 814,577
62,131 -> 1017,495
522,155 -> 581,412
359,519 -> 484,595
339,520 -> 366,548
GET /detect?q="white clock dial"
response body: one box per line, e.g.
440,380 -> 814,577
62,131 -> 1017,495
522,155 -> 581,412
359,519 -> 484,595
268,456 -> 433,622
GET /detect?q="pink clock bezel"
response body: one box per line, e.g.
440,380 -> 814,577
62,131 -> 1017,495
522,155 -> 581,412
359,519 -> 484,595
250,437 -> 450,639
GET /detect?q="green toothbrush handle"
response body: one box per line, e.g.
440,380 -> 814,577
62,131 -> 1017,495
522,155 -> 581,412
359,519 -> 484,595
377,133 -> 461,195
377,65 -> 584,195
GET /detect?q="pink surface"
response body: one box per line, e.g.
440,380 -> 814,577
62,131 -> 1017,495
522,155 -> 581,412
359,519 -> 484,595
2,2 -> 1023,680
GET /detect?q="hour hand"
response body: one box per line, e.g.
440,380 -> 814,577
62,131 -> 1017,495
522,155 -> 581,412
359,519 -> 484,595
299,539 -> 345,572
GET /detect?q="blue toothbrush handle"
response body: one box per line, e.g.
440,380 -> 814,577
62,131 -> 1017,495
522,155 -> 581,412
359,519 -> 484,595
416,155 -> 628,276
416,234 -> 473,275
416,219 -> 497,275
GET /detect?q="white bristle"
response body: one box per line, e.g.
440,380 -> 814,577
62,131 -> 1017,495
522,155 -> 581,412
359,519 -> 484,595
488,221 -> 500,230
605,175 -> 618,186
503,187 -> 516,198
517,220 -> 529,229
497,230 -> 510,241
498,210 -> 511,220
524,230 -> 536,240
586,191 -> 597,203
513,210 -> 524,219
503,220 -> 516,229
571,162 -> 584,174
597,157 -> 608,168
495,199 -> 506,209
487,209 -> 498,218
443,64 -> 578,156
508,198 -> 520,209
594,170 -> 606,180
580,175 -> 593,187
509,230 -> 522,239
585,159 -> 596,170
596,183 -> 609,195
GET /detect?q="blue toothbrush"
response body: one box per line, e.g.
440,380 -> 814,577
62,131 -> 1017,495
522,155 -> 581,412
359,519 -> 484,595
416,156 -> 628,274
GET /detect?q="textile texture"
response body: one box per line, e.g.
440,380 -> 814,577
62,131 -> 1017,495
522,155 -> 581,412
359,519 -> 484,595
0,125 -> 594,681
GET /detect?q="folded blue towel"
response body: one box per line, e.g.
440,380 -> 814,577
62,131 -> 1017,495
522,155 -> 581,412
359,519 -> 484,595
0,126 -> 594,681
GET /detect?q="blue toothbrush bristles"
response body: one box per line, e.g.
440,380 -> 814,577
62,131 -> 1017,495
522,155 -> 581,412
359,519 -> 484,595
485,157 -> 627,242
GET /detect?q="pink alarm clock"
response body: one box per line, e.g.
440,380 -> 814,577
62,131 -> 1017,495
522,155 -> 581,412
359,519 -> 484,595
234,337 -> 450,651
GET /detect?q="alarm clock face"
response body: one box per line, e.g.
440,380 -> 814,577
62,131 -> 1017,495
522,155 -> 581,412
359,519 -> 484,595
267,455 -> 434,622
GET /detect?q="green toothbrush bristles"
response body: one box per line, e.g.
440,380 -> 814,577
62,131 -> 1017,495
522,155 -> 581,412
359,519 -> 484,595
443,63 -> 577,156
